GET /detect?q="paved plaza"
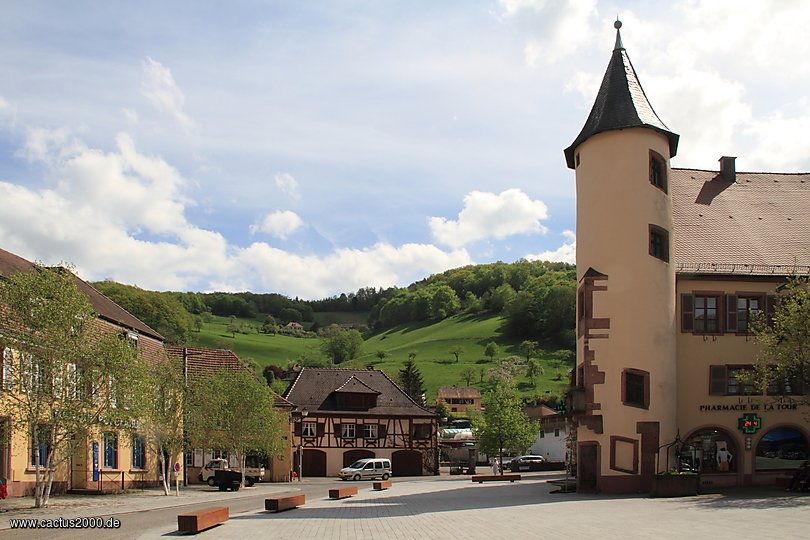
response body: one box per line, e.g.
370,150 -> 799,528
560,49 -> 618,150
143,476 -> 810,539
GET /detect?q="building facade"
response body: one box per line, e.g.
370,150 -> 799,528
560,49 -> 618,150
436,386 -> 482,415
567,22 -> 809,493
0,248 -> 167,497
284,367 -> 438,477
166,346 -> 294,484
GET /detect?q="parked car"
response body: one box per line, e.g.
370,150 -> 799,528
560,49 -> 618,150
339,458 -> 392,481
198,458 -> 264,487
508,455 -> 547,472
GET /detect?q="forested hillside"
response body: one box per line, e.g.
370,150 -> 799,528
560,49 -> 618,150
92,259 -> 576,349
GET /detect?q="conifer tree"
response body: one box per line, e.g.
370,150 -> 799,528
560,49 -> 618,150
399,361 -> 425,405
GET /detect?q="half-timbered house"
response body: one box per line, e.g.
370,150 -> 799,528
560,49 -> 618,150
284,367 -> 438,477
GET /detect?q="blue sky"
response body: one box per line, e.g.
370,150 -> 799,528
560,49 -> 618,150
1,1 -> 809,299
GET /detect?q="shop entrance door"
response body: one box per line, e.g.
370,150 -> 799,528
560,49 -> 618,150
578,442 -> 599,492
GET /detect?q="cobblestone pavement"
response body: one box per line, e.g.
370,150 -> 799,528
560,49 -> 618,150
136,476 -> 808,540
3,475 -> 809,539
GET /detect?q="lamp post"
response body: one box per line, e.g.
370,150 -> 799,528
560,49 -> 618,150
297,409 -> 308,482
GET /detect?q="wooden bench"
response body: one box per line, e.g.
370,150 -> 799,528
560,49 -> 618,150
265,494 -> 305,512
373,480 -> 392,491
471,474 -> 521,483
329,486 -> 358,499
177,506 -> 229,533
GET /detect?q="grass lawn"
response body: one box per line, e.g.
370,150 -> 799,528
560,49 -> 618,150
188,315 -> 318,367
346,314 -> 572,404
187,313 -> 573,404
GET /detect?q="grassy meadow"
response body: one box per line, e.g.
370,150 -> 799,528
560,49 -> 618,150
188,313 -> 572,404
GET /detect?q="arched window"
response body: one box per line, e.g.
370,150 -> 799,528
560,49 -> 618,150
755,427 -> 808,470
681,428 -> 737,473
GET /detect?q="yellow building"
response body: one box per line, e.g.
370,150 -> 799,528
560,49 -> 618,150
567,22 -> 809,493
0,247 -> 169,497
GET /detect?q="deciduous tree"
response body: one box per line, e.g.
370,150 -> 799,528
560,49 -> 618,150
0,266 -> 150,507
184,369 -> 288,488
449,345 -> 464,363
484,341 -> 500,362
320,325 -> 363,364
473,382 -> 536,475
753,278 -> 810,405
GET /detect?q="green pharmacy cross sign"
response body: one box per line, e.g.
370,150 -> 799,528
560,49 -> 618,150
738,413 -> 762,434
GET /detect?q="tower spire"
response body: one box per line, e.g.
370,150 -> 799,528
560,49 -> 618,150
563,20 -> 679,169
614,18 -> 624,51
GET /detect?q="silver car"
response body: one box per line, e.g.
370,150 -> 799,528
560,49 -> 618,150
339,458 -> 392,481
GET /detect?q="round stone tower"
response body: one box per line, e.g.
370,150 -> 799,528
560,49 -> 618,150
564,21 -> 680,494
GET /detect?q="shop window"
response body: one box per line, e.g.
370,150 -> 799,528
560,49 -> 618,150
103,432 -> 118,469
132,434 -> 146,469
681,428 -> 736,473
30,424 -> 52,467
622,368 -> 649,409
755,427 -> 809,470
648,225 -> 669,262
649,150 -> 667,193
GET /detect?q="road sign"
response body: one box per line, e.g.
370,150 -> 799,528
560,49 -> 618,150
174,462 -> 181,472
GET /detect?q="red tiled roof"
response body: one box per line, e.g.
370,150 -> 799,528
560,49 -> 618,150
284,368 -> 435,417
436,386 -> 481,400
671,169 -> 810,275
0,247 -> 163,340
165,345 -> 294,409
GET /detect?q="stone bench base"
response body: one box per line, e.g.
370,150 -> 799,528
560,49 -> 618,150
373,480 -> 393,490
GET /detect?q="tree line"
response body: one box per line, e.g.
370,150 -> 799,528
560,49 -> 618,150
92,259 -> 576,347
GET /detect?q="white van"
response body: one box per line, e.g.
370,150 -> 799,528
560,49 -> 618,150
339,458 -> 392,481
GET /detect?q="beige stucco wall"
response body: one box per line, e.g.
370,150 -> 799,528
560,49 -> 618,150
676,277 -> 809,487
575,127 -> 678,479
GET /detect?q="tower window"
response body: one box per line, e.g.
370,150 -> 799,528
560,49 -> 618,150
649,151 -> 667,193
622,369 -> 649,409
648,225 -> 669,262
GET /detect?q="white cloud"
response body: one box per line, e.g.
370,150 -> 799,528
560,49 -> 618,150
251,210 -> 304,239
234,242 -> 472,300
527,230 -> 575,264
499,0 -> 599,66
274,172 -> 300,201
429,188 -> 549,248
0,127 -> 472,298
140,57 -> 192,132
122,108 -> 139,123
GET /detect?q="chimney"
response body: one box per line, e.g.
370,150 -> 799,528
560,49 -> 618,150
719,156 -> 736,182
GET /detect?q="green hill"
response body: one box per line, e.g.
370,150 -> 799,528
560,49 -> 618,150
188,313 -> 572,405
188,315 -> 318,366
347,314 -> 572,404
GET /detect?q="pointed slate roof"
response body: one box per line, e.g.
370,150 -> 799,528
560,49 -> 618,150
564,21 -> 679,169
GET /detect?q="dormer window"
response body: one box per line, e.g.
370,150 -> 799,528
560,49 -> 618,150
649,150 -> 667,193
